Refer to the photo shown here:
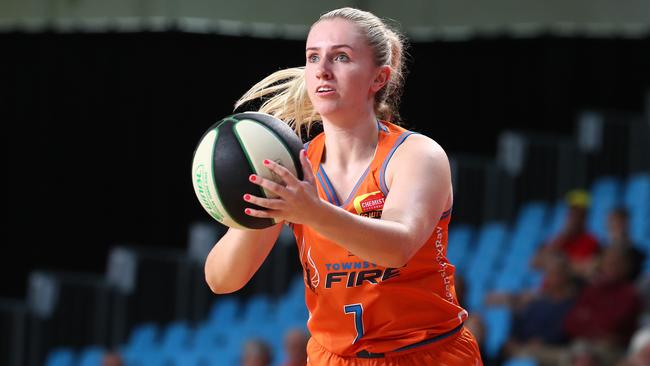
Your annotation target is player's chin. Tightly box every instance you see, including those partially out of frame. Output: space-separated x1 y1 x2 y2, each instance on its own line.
312 102 342 119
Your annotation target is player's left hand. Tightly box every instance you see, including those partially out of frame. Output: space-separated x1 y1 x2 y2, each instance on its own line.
244 149 326 225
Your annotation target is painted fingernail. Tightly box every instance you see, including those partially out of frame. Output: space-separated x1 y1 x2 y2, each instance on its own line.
243 194 251 201
301 149 306 157
263 159 270 165
249 174 256 182
245 208 251 215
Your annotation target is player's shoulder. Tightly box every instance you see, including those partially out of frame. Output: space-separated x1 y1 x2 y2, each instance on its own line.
394 133 448 164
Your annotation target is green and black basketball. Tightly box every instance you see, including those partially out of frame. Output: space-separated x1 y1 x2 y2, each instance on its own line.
191 112 304 230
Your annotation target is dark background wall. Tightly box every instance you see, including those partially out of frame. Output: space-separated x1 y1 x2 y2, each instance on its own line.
1 31 649 299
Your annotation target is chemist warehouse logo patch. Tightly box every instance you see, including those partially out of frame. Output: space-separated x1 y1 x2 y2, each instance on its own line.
353 191 385 219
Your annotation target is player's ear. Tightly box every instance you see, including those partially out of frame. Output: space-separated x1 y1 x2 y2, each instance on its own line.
371 66 391 93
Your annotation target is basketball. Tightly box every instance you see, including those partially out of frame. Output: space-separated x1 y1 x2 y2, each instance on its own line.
191 112 304 230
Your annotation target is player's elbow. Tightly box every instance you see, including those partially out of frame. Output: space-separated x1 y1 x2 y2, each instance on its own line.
205 273 243 294
381 245 417 268
205 267 245 295
382 255 410 269
391 235 426 268
394 249 417 268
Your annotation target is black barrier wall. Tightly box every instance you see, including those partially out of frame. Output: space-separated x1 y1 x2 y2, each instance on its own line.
1 32 649 302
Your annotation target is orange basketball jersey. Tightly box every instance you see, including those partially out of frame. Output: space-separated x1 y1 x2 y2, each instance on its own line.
292 121 469 357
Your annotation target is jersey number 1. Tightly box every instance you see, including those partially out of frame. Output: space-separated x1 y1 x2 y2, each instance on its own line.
344 303 364 344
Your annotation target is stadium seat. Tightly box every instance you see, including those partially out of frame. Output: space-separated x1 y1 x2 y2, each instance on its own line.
208 296 239 327
169 350 203 366
77 346 104 366
160 321 192 352
241 294 273 325
467 223 508 277
122 322 159 353
465 222 508 310
483 306 512 359
625 174 650 248
545 200 567 241
503 356 538 366
44 348 75 366
191 323 230 351
588 176 623 243
169 349 238 366
276 296 309 331
447 224 474 274
494 202 546 292
121 350 168 366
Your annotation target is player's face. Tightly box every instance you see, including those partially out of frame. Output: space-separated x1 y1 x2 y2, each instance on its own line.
305 18 383 120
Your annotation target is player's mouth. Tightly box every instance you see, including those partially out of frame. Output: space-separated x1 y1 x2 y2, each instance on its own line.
316 85 336 96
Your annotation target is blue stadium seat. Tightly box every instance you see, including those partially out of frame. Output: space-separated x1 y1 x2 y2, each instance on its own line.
122 323 159 353
494 203 547 292
465 222 508 310
588 176 623 243
160 321 192 352
169 349 238 366
545 200 567 241
625 174 650 210
168 350 203 366
121 350 168 366
287 275 305 298
44 348 75 366
276 296 309 330
625 174 650 248
503 356 538 366
241 294 274 325
77 346 104 366
447 224 474 274
467 223 508 275
483 306 512 359
191 323 230 351
208 296 239 327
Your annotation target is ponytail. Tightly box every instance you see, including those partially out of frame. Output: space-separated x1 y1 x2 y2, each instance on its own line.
234 67 319 139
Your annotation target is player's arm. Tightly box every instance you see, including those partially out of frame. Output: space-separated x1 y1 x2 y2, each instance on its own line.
309 135 451 267
204 223 283 294
245 135 451 268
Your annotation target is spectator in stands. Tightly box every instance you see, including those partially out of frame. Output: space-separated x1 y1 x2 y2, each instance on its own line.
281 328 309 366
489 255 577 365
242 338 273 366
564 245 642 363
616 326 650 366
606 207 645 282
101 351 124 366
564 340 604 366
532 189 600 281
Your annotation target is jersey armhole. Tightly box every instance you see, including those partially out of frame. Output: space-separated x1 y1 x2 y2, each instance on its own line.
379 131 417 196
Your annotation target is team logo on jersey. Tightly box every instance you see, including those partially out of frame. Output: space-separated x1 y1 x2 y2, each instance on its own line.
353 191 385 218
299 237 320 292
323 261 401 289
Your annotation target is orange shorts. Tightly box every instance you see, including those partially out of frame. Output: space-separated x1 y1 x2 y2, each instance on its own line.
306 327 483 366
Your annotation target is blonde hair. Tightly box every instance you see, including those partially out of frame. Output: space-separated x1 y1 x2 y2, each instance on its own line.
234 7 407 138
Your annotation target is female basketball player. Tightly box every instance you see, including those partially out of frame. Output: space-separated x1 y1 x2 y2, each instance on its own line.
204 7 483 366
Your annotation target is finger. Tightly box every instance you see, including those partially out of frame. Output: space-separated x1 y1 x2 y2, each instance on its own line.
243 194 283 210
263 159 300 186
299 149 316 185
244 207 280 219
249 174 286 197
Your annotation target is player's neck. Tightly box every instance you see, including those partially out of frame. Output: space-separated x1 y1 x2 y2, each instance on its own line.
321 113 379 171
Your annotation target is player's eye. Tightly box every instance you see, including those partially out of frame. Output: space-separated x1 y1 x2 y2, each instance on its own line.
334 54 350 62
307 54 320 63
